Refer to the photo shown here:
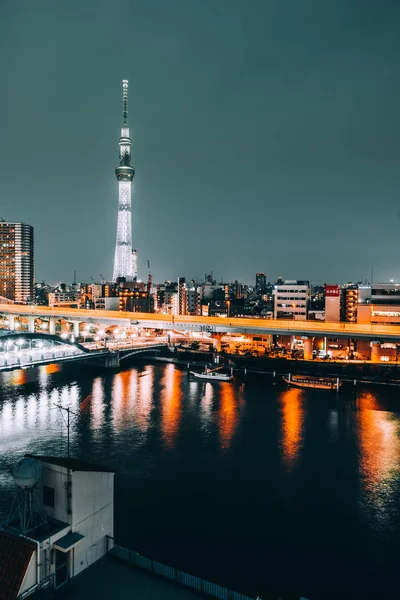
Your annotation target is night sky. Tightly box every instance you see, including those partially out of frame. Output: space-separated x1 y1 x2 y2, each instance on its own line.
1 1 399 285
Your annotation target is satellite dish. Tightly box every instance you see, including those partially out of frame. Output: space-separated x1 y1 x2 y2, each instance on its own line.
13 458 42 489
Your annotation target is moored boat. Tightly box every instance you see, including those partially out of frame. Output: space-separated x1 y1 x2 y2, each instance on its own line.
283 374 341 390
190 369 233 382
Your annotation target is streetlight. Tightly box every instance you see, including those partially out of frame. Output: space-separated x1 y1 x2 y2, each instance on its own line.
227 300 231 318
292 303 296 321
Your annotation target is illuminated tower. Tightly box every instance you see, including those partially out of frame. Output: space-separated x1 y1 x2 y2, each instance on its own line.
112 80 135 281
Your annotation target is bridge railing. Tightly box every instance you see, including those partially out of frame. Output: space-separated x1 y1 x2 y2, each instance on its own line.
107 538 260 600
0 346 83 368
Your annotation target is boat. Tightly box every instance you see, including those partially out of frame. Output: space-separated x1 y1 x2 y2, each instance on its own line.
283 374 341 390
190 368 233 382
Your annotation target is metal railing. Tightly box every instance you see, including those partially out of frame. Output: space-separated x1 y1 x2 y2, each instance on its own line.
106 537 259 600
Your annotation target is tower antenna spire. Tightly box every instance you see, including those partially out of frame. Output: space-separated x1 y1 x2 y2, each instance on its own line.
122 79 129 126
113 79 135 281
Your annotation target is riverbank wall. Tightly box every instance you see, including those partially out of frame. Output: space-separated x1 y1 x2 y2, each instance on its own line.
134 348 400 385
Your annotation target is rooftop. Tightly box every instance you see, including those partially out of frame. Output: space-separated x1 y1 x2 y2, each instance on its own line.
35 556 203 600
0 531 35 600
3 517 69 543
25 455 115 473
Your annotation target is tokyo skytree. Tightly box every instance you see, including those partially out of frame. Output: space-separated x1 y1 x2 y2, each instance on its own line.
112 80 135 281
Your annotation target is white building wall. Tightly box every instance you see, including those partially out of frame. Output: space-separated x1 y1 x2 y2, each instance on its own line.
19 554 37 596
325 296 340 322
71 471 114 576
41 464 70 525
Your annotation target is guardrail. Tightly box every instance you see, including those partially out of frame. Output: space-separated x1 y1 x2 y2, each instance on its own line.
107 538 260 600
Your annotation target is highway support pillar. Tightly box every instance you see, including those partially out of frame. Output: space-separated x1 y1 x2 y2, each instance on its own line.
105 351 120 368
49 318 56 335
303 337 314 361
212 333 223 352
73 321 80 338
28 316 35 333
8 315 15 331
371 341 381 363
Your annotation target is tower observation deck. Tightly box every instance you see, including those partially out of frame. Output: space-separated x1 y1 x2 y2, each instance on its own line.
112 80 135 281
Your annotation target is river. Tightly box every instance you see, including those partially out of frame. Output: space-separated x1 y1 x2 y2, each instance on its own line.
1 361 400 600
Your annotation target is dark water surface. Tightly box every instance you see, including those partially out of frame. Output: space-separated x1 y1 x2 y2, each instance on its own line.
1 361 400 600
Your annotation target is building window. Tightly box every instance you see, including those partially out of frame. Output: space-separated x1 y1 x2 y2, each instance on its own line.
43 485 55 508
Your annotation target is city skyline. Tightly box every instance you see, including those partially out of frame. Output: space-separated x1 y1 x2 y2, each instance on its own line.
0 1 399 284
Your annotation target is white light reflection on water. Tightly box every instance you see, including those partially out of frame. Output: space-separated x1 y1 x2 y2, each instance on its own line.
0 369 80 458
88 377 105 431
200 381 213 426
328 409 339 442
135 367 153 434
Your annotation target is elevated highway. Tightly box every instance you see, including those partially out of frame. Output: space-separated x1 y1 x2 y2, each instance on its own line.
0 304 400 341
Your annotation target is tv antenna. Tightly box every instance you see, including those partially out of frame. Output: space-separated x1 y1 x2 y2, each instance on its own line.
54 404 78 458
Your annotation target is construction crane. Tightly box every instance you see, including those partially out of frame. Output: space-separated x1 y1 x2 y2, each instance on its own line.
100 274 105 284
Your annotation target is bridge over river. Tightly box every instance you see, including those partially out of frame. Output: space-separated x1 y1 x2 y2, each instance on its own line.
0 331 167 372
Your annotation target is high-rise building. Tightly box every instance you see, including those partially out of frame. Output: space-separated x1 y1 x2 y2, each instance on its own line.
0 222 34 303
273 280 309 320
177 277 187 315
325 284 341 322
255 272 267 295
187 287 200 315
341 285 358 322
113 80 135 281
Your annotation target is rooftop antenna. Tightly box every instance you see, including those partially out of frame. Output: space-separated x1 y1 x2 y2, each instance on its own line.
122 79 129 126
54 404 78 459
73 269 76 285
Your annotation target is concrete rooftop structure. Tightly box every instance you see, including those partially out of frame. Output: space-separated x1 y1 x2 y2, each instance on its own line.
35 556 205 600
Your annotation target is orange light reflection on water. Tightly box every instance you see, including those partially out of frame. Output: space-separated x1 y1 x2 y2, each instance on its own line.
281 387 304 468
358 391 400 519
43 363 61 375
161 365 183 448
9 370 28 386
217 383 240 450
